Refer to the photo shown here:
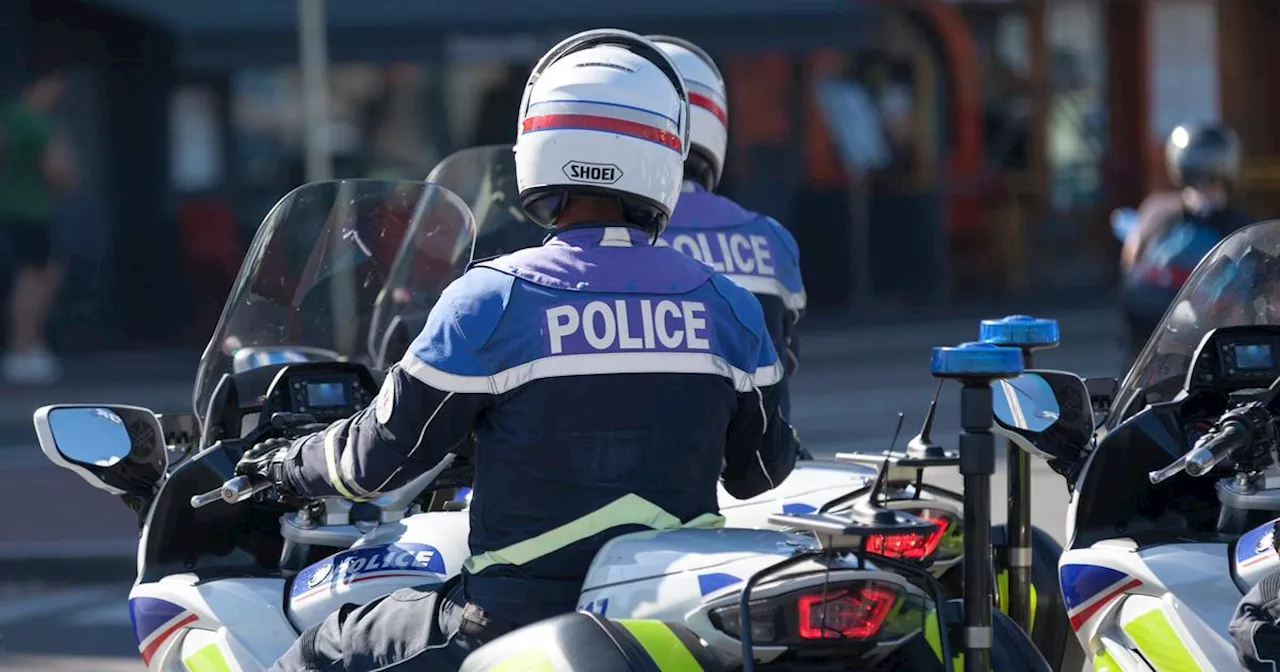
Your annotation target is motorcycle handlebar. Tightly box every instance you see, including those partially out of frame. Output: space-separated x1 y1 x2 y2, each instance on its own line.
190 476 273 509
1148 418 1252 484
1184 420 1250 477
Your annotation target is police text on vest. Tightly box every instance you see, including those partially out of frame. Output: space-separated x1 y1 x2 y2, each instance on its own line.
659 232 775 275
545 299 712 355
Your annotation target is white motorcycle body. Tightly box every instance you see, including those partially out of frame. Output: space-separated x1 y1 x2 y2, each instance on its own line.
126 511 895 671
127 511 473 671
1061 516 1280 670
718 459 963 576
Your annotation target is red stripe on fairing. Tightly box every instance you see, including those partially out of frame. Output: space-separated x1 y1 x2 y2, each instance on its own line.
1068 579 1142 631
139 613 198 665
1242 549 1278 568
689 92 727 126
521 114 682 152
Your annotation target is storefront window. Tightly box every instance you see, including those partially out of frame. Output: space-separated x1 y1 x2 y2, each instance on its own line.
1046 0 1107 216
231 62 440 188
966 5 1032 171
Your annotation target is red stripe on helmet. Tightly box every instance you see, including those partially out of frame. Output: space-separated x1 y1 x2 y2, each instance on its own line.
521 113 682 152
689 92 727 127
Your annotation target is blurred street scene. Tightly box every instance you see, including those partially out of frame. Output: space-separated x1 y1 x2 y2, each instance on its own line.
0 0 1269 667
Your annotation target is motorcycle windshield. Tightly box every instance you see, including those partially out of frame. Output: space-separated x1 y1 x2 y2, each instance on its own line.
425 144 546 259
193 180 476 423
367 145 547 364
1110 220 1280 428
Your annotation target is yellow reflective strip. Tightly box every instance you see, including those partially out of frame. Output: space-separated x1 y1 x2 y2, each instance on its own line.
996 569 1039 632
615 620 703 671
1122 608 1201 672
182 643 231 672
323 424 361 500
464 494 724 574
1094 647 1122 672
488 647 558 672
924 609 963 670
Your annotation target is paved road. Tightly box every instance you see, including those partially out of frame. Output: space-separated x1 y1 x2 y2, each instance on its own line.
0 321 1126 670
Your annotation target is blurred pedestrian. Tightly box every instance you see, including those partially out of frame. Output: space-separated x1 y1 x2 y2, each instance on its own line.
0 68 75 383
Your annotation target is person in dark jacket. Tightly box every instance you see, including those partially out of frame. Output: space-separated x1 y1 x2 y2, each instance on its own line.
1120 122 1252 360
1231 534 1280 671
246 29 799 672
647 35 807 421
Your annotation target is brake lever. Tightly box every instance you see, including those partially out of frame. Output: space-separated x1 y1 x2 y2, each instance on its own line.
1148 453 1190 485
190 475 274 509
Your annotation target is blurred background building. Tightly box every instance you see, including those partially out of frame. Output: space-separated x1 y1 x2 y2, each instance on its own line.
0 0 1264 352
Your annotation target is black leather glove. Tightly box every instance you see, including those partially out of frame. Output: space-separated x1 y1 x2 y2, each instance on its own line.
235 438 293 493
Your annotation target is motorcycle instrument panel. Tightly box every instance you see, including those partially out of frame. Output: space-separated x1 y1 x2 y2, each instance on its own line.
1187 327 1280 391
263 368 375 422
291 375 371 419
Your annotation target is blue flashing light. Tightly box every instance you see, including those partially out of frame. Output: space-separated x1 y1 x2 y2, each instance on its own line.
979 314 1060 349
930 342 1024 379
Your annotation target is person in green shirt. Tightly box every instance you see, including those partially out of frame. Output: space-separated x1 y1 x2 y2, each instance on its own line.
0 69 75 384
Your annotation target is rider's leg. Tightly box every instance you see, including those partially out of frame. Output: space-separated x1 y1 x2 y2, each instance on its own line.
270 578 510 672
1229 571 1280 672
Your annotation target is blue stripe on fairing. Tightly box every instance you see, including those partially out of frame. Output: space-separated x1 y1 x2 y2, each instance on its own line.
782 502 817 514
1059 564 1128 610
698 572 742 596
128 597 185 646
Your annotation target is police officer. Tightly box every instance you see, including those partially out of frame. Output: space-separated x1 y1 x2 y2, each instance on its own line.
246 29 799 671
1232 543 1280 670
1120 122 1252 360
647 35 808 423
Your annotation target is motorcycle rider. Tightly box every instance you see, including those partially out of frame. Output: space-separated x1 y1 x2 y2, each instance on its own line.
646 35 807 421
247 29 800 671
1120 121 1252 360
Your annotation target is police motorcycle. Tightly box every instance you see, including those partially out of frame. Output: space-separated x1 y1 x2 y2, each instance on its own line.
33 175 1042 671
983 219 1280 669
423 144 1075 660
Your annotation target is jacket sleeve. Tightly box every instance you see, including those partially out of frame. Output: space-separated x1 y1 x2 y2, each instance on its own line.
280 364 489 499
1230 570 1280 672
770 217 806 375
281 273 500 499
721 333 799 500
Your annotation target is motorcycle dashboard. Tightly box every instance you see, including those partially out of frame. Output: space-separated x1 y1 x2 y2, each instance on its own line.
260 362 379 425
1185 326 1280 394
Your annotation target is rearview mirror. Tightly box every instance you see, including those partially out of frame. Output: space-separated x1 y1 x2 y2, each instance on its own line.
34 404 168 495
991 370 1093 473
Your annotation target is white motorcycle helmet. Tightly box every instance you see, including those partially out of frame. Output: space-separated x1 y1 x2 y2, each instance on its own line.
515 29 690 236
647 35 728 191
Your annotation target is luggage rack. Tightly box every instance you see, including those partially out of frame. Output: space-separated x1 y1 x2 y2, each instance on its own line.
820 384 965 513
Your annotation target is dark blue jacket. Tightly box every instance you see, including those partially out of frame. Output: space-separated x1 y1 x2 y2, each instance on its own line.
660 183 806 417
282 223 799 626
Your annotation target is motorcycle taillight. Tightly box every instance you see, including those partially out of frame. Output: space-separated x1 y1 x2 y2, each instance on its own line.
707 579 917 647
865 508 961 562
796 583 898 639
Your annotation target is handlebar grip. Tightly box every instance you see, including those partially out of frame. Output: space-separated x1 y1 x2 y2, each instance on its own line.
1185 420 1251 477
219 475 273 504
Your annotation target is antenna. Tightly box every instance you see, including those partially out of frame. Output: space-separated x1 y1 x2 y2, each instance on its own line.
906 380 946 458
883 411 907 455
870 412 906 505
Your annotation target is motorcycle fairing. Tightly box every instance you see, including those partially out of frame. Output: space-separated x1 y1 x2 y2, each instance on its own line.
1061 543 1240 670
129 577 295 671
